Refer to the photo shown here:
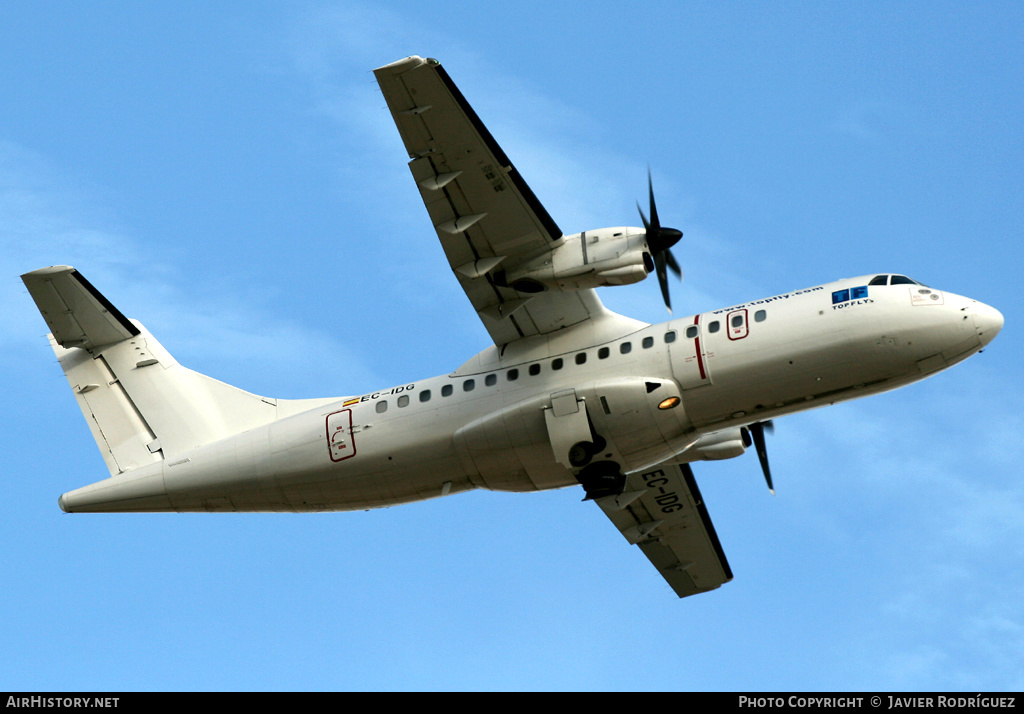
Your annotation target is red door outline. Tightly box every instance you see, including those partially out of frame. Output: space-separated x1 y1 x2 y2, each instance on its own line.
326 408 356 462
727 309 749 340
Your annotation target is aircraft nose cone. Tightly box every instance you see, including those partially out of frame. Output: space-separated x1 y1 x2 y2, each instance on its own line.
973 302 1004 347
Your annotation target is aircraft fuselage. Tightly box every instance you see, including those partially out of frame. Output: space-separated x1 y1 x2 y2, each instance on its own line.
56 273 1002 513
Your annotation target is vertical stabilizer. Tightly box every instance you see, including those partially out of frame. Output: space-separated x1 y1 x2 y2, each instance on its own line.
23 266 335 477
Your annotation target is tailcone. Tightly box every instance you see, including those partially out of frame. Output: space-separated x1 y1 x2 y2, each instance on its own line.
57 463 172 513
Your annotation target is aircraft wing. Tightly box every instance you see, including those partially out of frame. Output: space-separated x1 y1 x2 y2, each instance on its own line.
374 56 607 348
595 461 733 598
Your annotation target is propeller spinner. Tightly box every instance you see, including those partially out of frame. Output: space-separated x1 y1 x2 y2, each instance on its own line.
636 170 684 312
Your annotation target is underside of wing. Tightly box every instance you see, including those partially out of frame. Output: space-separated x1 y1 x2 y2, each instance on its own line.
374 56 609 348
595 461 732 598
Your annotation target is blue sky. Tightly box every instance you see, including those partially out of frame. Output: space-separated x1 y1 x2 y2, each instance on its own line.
2 1 1021 691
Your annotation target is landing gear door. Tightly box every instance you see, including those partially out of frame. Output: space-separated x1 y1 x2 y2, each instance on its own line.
543 389 592 469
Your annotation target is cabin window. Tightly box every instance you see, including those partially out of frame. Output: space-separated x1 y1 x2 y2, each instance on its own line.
620 342 632 354
664 331 676 343
375 401 388 414
642 336 654 349
685 325 698 339
419 390 431 402
507 368 519 381
575 352 587 365
552 358 563 370
397 395 409 408
755 310 766 322
463 379 475 392
708 321 720 333
598 347 610 359
441 384 453 397
529 364 541 376
731 314 745 329
485 374 497 386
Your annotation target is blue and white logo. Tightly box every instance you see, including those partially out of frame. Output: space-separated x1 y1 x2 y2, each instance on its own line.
832 286 868 304
831 285 873 310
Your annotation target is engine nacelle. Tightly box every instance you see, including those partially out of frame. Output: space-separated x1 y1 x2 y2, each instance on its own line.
497 227 652 292
684 428 748 462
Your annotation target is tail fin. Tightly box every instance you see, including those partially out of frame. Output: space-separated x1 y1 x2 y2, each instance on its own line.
23 266 327 476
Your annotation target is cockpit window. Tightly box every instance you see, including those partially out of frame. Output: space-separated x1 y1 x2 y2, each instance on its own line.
869 274 925 286
890 275 919 285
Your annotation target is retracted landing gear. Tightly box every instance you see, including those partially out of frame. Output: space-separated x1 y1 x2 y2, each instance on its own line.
576 460 625 501
567 433 607 468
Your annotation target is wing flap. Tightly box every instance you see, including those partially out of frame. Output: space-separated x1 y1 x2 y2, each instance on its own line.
596 462 732 598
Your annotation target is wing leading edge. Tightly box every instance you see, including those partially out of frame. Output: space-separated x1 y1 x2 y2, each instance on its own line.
595 461 732 598
374 56 621 348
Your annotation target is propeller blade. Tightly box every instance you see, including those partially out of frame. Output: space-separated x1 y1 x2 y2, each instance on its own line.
647 169 660 230
636 170 684 311
655 251 672 313
665 248 682 279
636 201 650 232
748 421 774 495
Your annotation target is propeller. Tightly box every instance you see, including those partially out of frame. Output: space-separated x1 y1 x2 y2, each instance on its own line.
636 170 684 313
742 420 776 494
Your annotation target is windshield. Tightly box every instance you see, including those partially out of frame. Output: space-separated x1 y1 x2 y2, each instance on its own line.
869 274 926 286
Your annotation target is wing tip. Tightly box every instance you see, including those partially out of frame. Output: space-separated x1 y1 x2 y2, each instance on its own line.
21 264 76 280
374 55 430 75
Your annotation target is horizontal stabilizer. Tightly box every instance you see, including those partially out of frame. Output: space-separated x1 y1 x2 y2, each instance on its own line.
22 266 139 351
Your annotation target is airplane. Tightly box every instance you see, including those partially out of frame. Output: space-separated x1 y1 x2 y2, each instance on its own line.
22 55 1003 599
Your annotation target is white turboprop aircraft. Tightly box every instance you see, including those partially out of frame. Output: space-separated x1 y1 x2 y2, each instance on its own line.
24 56 1002 598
